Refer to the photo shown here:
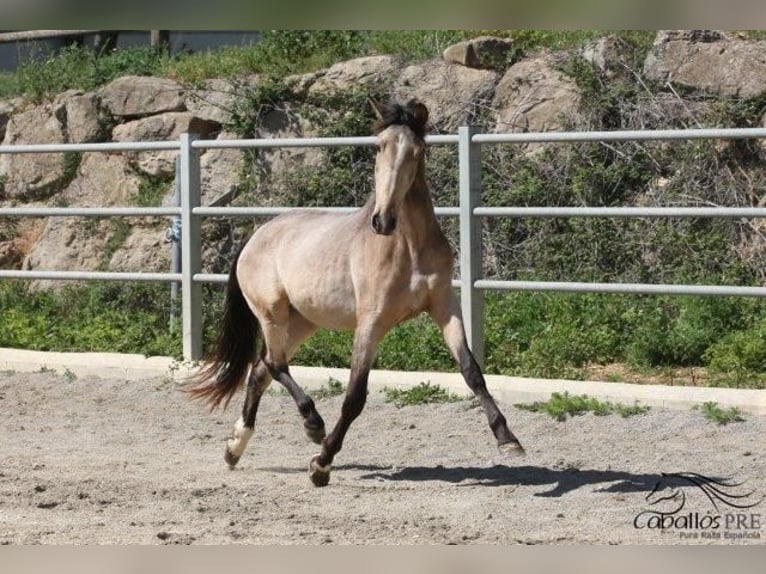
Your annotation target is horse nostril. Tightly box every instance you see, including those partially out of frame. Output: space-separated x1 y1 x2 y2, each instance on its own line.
371 213 381 232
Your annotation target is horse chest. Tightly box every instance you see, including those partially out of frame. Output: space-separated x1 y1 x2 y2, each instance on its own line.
405 268 438 311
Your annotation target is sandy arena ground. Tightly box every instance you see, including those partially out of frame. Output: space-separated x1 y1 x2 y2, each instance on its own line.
1 371 764 544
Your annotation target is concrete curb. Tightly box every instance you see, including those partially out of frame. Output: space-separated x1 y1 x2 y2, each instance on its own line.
2 347 765 415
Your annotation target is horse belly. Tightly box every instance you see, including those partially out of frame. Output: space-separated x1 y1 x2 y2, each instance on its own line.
286 279 357 331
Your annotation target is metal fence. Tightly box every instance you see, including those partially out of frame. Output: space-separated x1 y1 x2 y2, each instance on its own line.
3 127 766 365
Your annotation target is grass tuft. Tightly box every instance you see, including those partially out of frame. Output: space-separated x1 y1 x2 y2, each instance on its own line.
310 377 345 400
515 392 650 422
695 401 746 425
382 382 464 408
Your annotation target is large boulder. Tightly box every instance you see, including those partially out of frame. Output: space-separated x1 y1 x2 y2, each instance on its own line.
491 55 581 134
0 97 23 141
56 90 104 143
112 112 218 177
0 104 68 199
23 216 113 279
199 130 247 206
644 30 766 98
186 77 256 125
442 36 516 70
100 75 186 117
109 224 170 273
581 35 635 79
307 55 400 97
23 153 157 277
56 152 142 206
248 106 325 190
392 60 499 131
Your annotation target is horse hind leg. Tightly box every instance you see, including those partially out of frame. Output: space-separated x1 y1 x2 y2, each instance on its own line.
225 361 270 468
224 309 322 469
260 305 326 444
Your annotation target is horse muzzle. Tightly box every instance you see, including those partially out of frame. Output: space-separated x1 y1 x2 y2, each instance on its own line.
371 212 396 235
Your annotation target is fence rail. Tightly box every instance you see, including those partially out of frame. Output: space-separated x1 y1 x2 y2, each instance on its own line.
2 126 766 364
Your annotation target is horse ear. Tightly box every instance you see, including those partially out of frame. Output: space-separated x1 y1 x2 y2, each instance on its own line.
368 96 385 121
410 101 429 129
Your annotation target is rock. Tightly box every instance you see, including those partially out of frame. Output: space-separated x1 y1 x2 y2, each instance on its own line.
644 30 766 97
248 107 325 187
0 104 68 199
285 71 321 98
100 76 186 117
0 219 44 269
307 55 400 96
0 97 23 141
186 77 257 125
0 240 22 268
57 153 143 207
112 112 218 177
491 55 581 134
581 35 634 78
23 216 112 280
199 130 246 206
442 36 516 70
58 91 105 143
23 153 151 280
109 225 170 273
392 60 499 131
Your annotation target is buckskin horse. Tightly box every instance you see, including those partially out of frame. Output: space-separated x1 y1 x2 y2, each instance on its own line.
190 97 524 486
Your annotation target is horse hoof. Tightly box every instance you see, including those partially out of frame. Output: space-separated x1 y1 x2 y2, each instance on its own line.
224 448 240 469
304 423 326 445
309 455 331 487
498 440 526 458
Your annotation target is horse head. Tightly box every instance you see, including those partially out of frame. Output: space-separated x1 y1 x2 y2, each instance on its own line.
368 97 429 236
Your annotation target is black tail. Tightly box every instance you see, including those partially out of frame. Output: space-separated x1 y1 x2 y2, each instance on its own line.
188 242 261 410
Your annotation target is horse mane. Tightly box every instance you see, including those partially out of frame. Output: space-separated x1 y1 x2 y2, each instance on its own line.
372 99 428 141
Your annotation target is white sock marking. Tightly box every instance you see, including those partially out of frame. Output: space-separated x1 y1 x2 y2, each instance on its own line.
227 417 254 458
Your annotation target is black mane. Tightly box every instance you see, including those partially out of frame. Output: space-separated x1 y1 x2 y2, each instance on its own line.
372 99 428 140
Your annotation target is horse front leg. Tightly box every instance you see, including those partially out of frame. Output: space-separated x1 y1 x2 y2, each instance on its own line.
430 291 525 456
309 321 384 487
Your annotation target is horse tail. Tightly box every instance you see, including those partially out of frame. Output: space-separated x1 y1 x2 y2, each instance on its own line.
188 242 261 411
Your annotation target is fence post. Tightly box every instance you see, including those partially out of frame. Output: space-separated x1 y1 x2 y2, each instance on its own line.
179 133 202 361
458 125 485 368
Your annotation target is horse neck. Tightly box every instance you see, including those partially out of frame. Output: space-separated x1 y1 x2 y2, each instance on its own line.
398 167 441 248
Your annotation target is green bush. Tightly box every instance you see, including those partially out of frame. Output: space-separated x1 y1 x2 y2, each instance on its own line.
0 281 180 357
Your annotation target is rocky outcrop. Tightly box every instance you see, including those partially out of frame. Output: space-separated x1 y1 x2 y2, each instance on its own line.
644 30 766 98
22 153 154 276
392 60 498 130
199 130 247 206
491 55 580 134
8 30 766 280
307 55 399 96
186 77 250 125
100 76 186 117
57 91 104 143
0 105 68 199
0 97 22 140
112 112 218 177
582 35 634 78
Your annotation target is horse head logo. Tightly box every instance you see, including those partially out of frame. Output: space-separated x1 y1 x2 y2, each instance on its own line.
646 472 762 513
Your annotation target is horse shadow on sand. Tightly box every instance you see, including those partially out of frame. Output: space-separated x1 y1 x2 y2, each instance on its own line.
357 464 714 498
262 463 710 498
